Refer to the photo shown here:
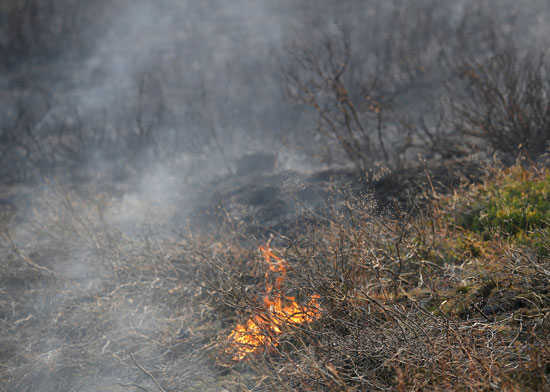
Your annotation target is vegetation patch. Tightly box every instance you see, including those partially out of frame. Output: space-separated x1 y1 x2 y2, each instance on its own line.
199 163 550 390
462 166 550 234
456 165 550 257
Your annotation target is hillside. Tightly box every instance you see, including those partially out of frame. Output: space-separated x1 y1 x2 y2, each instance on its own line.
1 1 549 391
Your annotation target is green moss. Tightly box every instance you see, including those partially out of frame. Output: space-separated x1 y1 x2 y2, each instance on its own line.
460 167 550 241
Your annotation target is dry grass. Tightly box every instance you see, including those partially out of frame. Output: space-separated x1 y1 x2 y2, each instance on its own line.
0 184 231 391
1 161 549 391
202 162 550 391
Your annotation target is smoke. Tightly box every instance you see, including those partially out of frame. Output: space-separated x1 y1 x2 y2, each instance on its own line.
2 0 549 184
1 0 549 390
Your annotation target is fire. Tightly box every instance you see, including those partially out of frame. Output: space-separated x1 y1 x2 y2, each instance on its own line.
226 244 321 360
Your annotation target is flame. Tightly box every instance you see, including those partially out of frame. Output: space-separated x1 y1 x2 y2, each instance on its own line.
226 244 321 360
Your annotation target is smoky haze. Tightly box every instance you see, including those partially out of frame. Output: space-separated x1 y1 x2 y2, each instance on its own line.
0 0 549 390
1 0 548 186
2 1 290 182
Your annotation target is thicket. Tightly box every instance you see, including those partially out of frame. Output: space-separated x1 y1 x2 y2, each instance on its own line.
1 0 548 185
2 159 548 391
284 1 550 169
451 51 550 161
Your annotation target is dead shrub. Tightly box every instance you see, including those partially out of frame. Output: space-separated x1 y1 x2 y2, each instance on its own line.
451 49 550 161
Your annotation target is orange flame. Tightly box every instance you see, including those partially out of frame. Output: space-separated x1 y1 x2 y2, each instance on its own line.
226 244 321 360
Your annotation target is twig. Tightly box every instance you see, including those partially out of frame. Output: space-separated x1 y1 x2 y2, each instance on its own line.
1 230 57 277
118 382 150 392
129 350 166 392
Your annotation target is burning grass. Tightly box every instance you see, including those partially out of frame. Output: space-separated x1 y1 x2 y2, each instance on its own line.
225 244 320 360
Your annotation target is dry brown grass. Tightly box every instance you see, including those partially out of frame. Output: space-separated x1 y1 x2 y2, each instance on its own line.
1 161 549 391
201 163 550 391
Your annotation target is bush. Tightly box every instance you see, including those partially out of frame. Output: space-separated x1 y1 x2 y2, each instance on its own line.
452 50 550 160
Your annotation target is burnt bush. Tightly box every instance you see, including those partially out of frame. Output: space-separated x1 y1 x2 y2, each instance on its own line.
283 0 550 170
451 50 550 161
282 0 507 169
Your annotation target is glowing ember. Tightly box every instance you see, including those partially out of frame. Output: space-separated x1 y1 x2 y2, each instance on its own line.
226 244 321 360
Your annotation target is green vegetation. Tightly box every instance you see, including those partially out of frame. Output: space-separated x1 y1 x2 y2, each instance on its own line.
461 166 550 236
456 165 550 258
